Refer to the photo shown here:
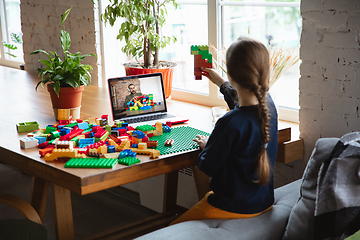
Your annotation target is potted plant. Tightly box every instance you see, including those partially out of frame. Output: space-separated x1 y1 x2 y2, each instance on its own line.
30 6 96 119
2 33 25 70
99 0 178 98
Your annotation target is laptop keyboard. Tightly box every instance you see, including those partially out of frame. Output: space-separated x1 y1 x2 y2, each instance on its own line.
125 113 176 124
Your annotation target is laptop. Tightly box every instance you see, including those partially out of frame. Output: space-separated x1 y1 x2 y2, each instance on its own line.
108 73 188 126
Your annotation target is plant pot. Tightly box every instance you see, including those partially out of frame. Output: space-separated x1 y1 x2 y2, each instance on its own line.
47 85 85 120
123 61 176 99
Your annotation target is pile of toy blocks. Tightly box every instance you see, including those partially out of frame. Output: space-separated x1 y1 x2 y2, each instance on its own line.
190 45 213 80
127 94 157 111
17 111 179 168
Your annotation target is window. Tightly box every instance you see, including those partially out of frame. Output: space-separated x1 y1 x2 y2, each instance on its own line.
0 0 24 68
98 0 301 121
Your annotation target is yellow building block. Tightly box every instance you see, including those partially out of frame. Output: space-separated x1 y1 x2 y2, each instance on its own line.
88 118 97 125
58 109 71 120
117 140 131 151
97 145 108 154
154 121 163 136
107 139 119 148
138 142 147 150
44 148 86 161
131 148 160 159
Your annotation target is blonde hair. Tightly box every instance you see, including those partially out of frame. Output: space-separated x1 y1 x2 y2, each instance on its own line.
226 37 270 186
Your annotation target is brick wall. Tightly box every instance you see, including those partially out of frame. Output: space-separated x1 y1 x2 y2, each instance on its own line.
297 0 360 181
20 0 98 85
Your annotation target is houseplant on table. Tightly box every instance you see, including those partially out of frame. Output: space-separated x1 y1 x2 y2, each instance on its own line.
99 0 178 98
30 6 96 120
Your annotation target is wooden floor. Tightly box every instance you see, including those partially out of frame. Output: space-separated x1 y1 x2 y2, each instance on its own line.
0 163 158 240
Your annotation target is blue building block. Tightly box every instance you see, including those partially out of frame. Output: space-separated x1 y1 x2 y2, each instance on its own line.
34 136 46 144
78 122 90 130
60 128 71 136
132 130 145 139
163 125 171 133
119 149 137 159
107 145 116 153
78 138 95 148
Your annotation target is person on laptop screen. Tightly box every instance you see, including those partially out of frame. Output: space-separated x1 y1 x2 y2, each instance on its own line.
123 83 143 108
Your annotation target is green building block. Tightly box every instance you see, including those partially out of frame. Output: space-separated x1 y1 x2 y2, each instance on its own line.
198 45 209 51
191 45 199 52
118 157 141 166
149 126 210 155
16 121 40 133
136 124 156 132
45 126 57 134
64 158 118 168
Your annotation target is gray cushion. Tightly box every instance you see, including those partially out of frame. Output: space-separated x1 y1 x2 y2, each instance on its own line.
136 180 301 240
282 138 339 240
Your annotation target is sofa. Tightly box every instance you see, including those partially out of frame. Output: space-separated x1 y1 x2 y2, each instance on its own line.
135 137 341 240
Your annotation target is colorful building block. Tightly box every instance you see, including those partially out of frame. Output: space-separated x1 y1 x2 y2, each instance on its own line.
164 139 174 146
78 138 95 148
65 158 118 168
58 109 71 120
190 45 213 80
16 121 40 133
44 148 86 161
20 137 38 149
118 157 140 166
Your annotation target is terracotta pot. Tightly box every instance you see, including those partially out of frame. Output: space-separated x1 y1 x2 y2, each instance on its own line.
47 85 85 119
123 61 176 99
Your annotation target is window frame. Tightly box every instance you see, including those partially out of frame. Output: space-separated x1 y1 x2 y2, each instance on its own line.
0 0 24 69
171 0 300 122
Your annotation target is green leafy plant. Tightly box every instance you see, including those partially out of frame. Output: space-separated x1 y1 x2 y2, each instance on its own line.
3 33 23 58
30 6 96 97
99 0 178 68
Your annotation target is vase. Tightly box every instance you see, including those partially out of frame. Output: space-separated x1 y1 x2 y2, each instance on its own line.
123 61 176 99
47 85 85 120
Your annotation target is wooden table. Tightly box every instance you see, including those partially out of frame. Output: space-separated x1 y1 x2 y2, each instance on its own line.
0 66 303 239
0 66 213 240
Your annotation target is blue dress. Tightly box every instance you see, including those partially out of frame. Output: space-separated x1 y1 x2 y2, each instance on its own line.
197 82 278 214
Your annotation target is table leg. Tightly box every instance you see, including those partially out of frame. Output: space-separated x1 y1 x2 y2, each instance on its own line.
192 166 210 200
52 183 74 240
163 171 179 212
30 177 48 222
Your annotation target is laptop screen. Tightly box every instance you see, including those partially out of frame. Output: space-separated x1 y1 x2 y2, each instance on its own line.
108 73 167 121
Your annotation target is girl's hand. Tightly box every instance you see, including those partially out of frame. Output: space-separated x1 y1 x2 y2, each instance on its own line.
201 67 226 88
193 134 209 151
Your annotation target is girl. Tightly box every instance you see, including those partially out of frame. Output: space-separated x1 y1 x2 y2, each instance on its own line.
171 37 278 224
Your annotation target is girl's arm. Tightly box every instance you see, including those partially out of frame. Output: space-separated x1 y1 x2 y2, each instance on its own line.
197 118 233 177
201 67 238 110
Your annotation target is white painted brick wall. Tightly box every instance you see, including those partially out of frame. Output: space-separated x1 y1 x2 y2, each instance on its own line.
20 0 98 85
297 0 360 182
